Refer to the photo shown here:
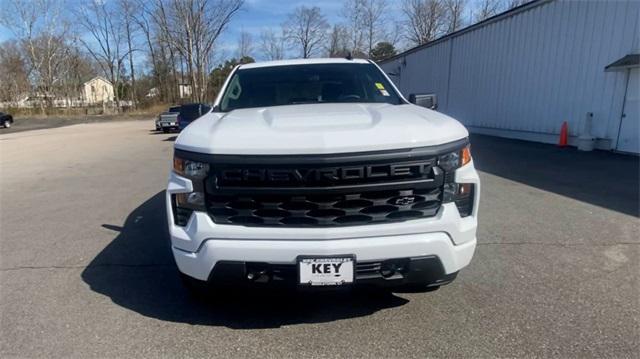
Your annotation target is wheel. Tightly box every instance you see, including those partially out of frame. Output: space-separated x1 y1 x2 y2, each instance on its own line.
3 120 11 128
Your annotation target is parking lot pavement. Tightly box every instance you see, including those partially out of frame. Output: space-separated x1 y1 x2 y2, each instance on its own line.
1 121 638 358
0 114 152 134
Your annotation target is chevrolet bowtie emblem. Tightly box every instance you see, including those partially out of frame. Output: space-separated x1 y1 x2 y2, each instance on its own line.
394 196 416 206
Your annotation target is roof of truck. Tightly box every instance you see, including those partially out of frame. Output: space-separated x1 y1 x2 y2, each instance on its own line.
239 58 371 69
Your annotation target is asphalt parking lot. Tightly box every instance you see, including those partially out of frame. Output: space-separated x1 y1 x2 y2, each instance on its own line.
1 120 638 358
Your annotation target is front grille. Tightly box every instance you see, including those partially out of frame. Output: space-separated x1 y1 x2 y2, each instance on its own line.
178 140 471 228
206 187 442 227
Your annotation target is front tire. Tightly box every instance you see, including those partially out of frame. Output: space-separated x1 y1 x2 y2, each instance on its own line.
3 120 11 128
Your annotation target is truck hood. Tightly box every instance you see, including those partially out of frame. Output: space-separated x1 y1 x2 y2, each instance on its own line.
174 103 468 155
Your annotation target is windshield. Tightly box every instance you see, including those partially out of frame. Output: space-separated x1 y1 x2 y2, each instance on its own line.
218 63 403 112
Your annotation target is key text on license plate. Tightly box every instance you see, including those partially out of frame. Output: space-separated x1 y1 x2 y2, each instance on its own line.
298 256 355 286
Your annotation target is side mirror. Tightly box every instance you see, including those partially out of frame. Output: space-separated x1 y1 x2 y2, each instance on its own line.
409 93 438 111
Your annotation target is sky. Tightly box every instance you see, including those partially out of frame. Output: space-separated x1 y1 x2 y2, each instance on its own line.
0 0 404 58
217 0 404 58
0 1 346 44
0 0 488 64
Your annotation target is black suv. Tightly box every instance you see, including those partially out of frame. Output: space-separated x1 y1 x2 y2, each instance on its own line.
0 112 14 129
177 103 211 131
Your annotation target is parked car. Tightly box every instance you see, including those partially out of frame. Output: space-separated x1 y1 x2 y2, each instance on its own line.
0 112 14 128
155 106 181 132
177 103 211 131
167 58 480 294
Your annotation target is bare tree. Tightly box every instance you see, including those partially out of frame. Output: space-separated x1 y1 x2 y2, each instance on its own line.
152 0 243 102
326 24 350 57
282 6 329 59
1 0 70 113
402 0 446 46
131 0 164 101
139 2 182 102
0 41 30 103
76 0 127 108
120 0 140 108
444 0 466 34
388 21 405 50
56 41 96 106
259 28 285 61
360 0 389 57
237 30 253 59
475 0 502 21
342 0 366 55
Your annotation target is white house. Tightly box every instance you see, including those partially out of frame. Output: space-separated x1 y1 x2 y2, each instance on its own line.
83 76 114 105
178 83 192 99
146 87 160 98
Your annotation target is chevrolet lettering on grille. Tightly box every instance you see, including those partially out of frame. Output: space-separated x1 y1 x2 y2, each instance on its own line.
216 162 436 187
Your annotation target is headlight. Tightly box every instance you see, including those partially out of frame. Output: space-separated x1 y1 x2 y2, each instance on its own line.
442 182 475 218
172 155 210 225
173 156 210 178
438 144 472 171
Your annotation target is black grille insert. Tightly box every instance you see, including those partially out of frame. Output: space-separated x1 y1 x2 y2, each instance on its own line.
207 187 442 227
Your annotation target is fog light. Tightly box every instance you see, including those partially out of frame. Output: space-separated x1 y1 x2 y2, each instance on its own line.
173 191 206 225
458 183 472 196
454 183 474 217
442 183 475 217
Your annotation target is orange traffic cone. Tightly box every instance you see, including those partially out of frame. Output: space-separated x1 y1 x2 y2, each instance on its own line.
558 121 568 147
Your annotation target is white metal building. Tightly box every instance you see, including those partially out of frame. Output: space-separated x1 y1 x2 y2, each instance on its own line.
380 0 640 154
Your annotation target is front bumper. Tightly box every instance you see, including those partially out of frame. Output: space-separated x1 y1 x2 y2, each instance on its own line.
199 256 459 289
167 161 480 286
174 234 474 288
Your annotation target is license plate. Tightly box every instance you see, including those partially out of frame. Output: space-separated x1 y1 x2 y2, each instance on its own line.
298 256 355 286
161 122 174 127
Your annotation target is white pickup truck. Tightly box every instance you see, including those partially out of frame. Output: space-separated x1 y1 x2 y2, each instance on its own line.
167 58 479 293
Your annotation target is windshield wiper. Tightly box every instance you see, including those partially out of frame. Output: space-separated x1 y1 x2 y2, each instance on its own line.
289 99 320 105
